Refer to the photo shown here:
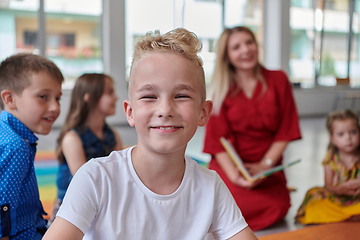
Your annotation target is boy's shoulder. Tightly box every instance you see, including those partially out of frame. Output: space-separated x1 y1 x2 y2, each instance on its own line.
185 156 221 183
82 147 132 171
0 115 17 141
186 156 214 174
0 111 32 149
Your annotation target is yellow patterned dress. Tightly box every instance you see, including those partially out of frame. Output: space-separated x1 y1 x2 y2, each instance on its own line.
295 150 360 224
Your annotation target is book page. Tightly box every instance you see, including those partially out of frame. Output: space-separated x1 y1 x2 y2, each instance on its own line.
220 137 253 181
252 159 301 181
220 137 301 182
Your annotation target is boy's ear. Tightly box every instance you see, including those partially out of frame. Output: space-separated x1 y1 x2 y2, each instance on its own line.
1 90 17 110
198 100 213 127
123 100 135 127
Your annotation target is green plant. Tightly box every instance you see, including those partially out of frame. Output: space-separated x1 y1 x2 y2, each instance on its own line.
320 53 336 77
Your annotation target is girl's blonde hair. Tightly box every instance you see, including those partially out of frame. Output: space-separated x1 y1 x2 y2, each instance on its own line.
129 28 206 102
326 109 360 152
207 26 264 115
56 73 113 162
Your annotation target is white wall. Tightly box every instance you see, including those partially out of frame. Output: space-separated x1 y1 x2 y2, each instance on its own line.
293 86 360 117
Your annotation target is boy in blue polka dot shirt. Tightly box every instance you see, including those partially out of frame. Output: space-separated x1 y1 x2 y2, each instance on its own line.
0 53 63 240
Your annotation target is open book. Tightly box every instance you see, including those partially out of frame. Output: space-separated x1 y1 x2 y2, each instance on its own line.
220 137 301 182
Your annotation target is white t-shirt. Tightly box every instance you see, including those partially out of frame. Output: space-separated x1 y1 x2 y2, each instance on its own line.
57 146 247 240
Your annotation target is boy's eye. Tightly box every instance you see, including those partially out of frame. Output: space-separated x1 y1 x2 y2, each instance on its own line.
39 95 48 100
351 130 358 135
337 132 343 137
175 94 190 99
141 95 156 99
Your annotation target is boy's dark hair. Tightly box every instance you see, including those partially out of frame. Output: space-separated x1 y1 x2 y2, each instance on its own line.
0 53 64 109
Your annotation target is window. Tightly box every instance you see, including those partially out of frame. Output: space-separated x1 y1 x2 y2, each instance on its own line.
0 0 103 89
350 0 360 87
125 0 223 84
45 1 103 88
325 0 335 10
0 0 39 61
24 31 38 46
23 31 75 48
223 0 264 62
125 0 264 84
195 0 222 2
208 39 216 52
289 0 359 87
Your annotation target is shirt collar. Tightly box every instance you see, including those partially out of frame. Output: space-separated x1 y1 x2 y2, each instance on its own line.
0 110 38 144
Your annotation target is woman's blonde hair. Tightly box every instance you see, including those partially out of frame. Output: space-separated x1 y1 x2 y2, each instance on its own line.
129 28 206 102
207 26 264 115
326 109 360 152
56 73 113 162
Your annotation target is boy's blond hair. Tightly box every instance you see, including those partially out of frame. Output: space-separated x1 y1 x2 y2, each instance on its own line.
129 28 206 102
0 53 64 109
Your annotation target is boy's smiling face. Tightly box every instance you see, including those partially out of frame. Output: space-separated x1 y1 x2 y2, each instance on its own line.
124 52 212 155
6 72 62 135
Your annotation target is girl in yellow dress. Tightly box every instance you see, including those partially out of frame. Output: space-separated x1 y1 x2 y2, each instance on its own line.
296 109 360 224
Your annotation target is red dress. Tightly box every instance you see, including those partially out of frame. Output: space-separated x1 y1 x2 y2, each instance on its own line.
203 68 301 231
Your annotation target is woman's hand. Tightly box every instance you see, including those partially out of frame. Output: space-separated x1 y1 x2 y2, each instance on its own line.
243 161 270 176
231 172 264 189
215 152 266 189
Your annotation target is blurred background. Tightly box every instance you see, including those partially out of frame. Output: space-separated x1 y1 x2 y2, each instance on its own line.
1 0 360 127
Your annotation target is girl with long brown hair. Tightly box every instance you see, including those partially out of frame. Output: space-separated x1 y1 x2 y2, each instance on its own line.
50 73 123 223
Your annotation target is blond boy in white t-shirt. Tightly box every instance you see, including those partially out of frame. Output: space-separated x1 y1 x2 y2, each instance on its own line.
43 28 258 240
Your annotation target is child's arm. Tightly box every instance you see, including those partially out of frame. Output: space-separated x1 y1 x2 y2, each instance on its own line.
42 217 83 240
324 165 360 196
112 129 123 150
227 226 258 240
1 236 9 240
61 131 87 175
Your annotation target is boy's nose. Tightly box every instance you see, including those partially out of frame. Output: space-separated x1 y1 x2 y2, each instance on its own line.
49 100 60 114
156 98 174 118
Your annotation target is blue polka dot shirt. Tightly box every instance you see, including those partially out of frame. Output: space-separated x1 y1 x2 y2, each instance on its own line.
0 111 47 239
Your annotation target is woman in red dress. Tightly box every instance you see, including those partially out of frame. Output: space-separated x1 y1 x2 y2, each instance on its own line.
203 26 301 231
